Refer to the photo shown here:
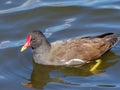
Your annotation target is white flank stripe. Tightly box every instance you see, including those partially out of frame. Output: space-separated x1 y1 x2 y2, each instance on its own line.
65 59 86 65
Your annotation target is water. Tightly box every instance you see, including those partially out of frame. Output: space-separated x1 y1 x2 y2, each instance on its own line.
0 0 120 90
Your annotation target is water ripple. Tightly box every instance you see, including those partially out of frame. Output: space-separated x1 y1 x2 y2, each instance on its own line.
0 75 6 79
45 17 76 37
0 40 24 49
0 0 120 14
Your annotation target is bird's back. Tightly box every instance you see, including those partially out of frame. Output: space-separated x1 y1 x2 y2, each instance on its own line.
50 33 119 65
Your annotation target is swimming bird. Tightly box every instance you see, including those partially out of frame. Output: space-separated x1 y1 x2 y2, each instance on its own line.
21 31 119 66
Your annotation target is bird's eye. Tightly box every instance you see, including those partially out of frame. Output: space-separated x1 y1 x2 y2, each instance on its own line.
31 38 36 41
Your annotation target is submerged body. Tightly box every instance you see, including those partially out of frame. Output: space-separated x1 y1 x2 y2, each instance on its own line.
21 31 119 66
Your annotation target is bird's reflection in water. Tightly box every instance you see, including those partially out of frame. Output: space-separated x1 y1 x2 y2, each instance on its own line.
24 51 119 89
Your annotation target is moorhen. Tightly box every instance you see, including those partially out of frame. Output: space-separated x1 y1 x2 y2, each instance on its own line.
21 31 119 66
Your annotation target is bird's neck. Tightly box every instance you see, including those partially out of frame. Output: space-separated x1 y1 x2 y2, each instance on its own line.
32 40 51 64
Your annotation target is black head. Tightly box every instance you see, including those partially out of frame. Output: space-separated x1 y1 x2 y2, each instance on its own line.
21 30 50 52
30 31 51 49
30 31 44 49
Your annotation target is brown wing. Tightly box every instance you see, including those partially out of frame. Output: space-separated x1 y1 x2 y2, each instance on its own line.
51 33 119 62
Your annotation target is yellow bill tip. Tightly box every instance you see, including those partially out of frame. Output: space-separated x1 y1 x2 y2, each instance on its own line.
21 46 27 52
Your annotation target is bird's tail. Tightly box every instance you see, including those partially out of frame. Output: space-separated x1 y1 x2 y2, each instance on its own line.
95 32 114 38
109 37 120 47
